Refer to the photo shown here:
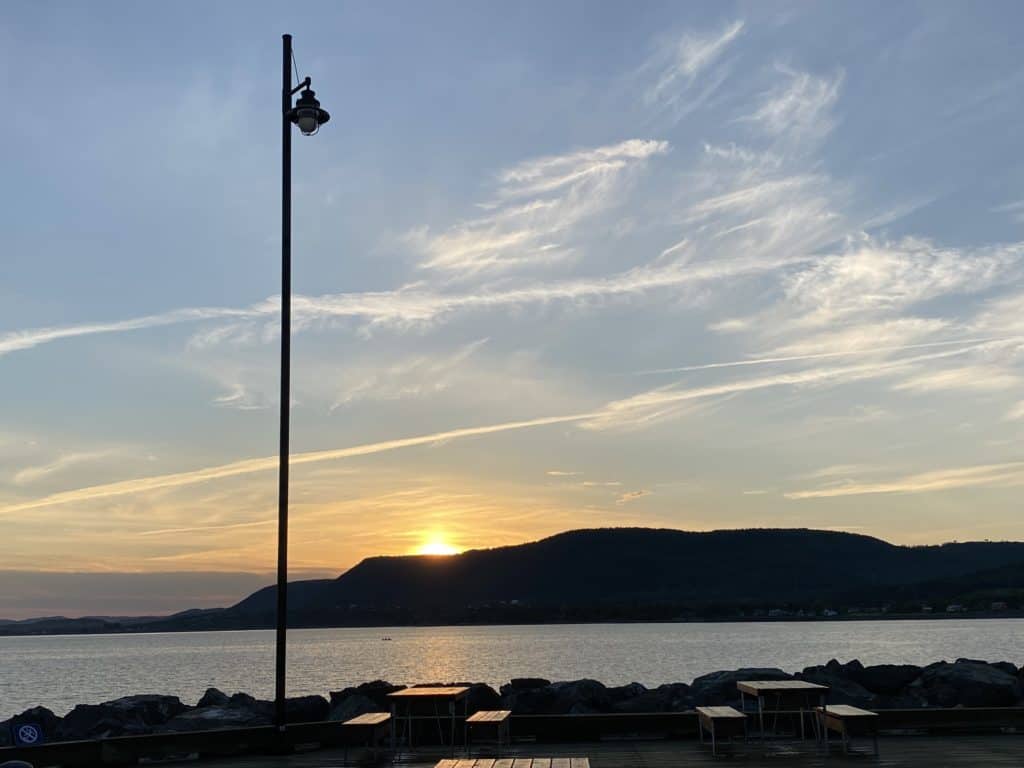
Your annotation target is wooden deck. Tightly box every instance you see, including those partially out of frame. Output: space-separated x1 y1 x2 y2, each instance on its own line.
212 734 1024 767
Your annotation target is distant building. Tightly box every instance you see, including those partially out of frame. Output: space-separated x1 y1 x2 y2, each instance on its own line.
921 605 933 613
946 603 966 613
990 601 1008 611
823 608 838 617
767 608 788 617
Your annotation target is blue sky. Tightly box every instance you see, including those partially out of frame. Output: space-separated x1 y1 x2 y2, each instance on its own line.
2 1 1024 616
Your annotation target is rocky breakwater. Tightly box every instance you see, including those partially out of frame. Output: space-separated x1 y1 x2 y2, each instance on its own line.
2 658 1022 746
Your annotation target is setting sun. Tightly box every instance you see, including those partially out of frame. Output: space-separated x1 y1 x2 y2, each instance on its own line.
414 535 462 556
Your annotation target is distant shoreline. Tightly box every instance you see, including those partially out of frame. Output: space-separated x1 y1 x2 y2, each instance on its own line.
3 610 1023 638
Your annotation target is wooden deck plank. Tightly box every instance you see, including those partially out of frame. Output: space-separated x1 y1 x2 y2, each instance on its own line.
569 758 590 768
475 760 495 768
533 759 551 768
512 758 534 768
158 731 1024 768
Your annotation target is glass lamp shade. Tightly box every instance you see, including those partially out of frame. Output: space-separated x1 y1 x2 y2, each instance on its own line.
291 88 330 135
296 110 318 135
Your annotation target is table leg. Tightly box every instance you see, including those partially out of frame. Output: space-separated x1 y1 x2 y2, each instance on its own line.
759 696 765 740
449 700 456 758
389 702 396 751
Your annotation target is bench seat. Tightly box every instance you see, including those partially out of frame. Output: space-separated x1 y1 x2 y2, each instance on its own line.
696 706 746 755
816 705 879 756
466 710 512 756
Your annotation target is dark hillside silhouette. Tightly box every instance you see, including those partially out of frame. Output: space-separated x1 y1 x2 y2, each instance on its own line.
5 528 1024 634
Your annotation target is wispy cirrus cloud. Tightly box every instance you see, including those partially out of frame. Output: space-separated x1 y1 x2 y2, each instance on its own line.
642 19 744 120
786 461 1024 499
0 412 596 517
891 364 1021 394
993 199 1024 223
616 489 651 504
0 307 252 359
12 450 117 486
744 64 843 141
781 236 1024 328
585 341 1008 431
410 139 669 275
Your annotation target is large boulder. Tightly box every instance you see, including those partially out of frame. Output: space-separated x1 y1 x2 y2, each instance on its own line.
0 706 62 747
910 660 1023 707
499 678 551 695
58 695 188 739
163 693 272 732
797 669 876 708
690 668 791 706
197 688 230 707
329 693 378 722
500 679 611 714
500 684 558 714
329 681 403 710
612 683 692 713
163 704 272 731
549 679 611 714
853 664 922 695
957 658 1018 677
464 683 501 714
285 695 329 723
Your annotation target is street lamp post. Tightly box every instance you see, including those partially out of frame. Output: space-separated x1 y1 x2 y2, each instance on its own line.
276 33 330 732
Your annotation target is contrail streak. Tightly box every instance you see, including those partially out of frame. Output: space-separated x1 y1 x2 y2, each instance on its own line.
633 336 1019 375
0 413 594 516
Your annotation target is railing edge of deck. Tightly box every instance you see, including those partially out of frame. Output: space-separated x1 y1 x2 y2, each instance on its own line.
3 707 1024 766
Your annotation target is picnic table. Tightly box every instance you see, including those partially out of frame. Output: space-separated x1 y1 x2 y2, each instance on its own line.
736 680 829 740
388 686 471 756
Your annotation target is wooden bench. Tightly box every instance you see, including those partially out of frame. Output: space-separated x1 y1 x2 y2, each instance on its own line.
466 710 512 756
696 706 746 755
816 705 879 756
342 712 392 763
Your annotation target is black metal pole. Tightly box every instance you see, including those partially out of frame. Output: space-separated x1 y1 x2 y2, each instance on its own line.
275 32 292 732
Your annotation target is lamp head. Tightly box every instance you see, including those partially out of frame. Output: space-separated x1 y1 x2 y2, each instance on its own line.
291 88 330 135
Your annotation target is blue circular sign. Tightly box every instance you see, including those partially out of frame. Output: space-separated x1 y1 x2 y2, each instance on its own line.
15 722 43 745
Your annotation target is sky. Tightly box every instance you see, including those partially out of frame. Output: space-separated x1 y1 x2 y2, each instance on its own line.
2 1 1024 618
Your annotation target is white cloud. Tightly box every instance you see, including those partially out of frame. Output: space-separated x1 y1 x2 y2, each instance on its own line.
586 343 993 430
12 451 116 486
643 20 744 113
0 412 596 517
412 139 669 275
786 461 1024 499
993 199 1024 223
782 236 1024 328
891 365 1020 394
745 65 843 140
0 307 252 359
616 489 652 504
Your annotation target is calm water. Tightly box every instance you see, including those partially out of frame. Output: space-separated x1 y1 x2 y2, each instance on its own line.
2 620 1022 719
